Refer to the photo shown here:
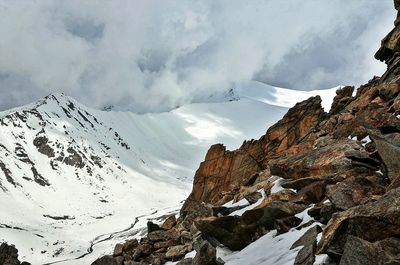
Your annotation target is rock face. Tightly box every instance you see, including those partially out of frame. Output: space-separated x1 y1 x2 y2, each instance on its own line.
375 0 400 82
97 1 400 265
318 187 400 260
181 95 325 211
339 236 400 265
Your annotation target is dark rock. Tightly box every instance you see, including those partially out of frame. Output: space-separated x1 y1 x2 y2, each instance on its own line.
373 133 400 182
192 241 217 265
319 203 338 224
132 244 153 261
216 257 225 265
274 216 302 234
123 239 139 252
294 244 316 265
326 175 386 211
244 191 262 204
344 150 381 170
281 177 323 191
318 188 400 259
291 181 326 204
148 253 166 265
63 147 85 168
114 256 124 265
0 243 21 265
329 86 354 115
113 243 123 256
307 205 322 220
292 226 322 265
192 232 220 255
196 201 306 250
177 258 193 265
124 261 148 265
180 199 213 229
212 205 248 217
296 220 316 231
33 132 55 158
388 174 400 191
339 236 400 265
91 255 117 265
147 221 161 233
291 225 322 250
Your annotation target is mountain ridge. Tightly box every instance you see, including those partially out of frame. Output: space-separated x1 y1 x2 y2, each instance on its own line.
89 1 400 265
0 81 339 264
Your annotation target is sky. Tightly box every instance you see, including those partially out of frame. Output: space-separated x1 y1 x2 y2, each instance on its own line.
0 0 395 112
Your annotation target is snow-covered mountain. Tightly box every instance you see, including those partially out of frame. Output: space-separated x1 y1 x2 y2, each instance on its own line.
0 81 338 264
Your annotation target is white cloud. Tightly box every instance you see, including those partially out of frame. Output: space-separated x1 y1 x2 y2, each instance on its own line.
0 0 395 112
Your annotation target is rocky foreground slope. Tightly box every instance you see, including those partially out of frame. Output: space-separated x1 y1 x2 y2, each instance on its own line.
3 1 400 265
86 2 400 265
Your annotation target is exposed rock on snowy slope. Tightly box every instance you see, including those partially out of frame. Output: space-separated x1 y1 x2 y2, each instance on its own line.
96 1 400 264
0 78 338 264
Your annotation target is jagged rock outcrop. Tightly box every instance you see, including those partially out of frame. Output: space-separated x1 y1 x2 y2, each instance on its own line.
181 95 325 213
318 187 400 261
376 0 400 82
97 1 400 265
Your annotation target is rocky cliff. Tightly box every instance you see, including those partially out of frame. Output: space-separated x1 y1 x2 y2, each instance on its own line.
93 1 400 264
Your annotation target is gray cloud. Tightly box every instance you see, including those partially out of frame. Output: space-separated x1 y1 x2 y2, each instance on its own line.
0 0 395 112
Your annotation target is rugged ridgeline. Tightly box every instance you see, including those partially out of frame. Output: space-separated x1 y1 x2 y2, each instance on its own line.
90 2 400 265
4 1 400 265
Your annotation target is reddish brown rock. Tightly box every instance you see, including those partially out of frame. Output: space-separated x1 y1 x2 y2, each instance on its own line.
161 215 177 230
113 243 124 256
154 240 174 249
123 239 139 252
165 244 192 261
181 96 325 216
291 181 326 204
269 139 358 180
148 228 180 242
256 189 297 209
132 243 153 261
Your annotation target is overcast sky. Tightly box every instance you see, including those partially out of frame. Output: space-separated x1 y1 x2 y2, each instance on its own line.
0 0 395 112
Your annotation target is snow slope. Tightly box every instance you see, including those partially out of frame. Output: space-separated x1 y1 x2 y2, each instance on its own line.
0 81 338 264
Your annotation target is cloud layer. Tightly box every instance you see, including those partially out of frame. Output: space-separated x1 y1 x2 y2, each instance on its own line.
0 0 395 112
